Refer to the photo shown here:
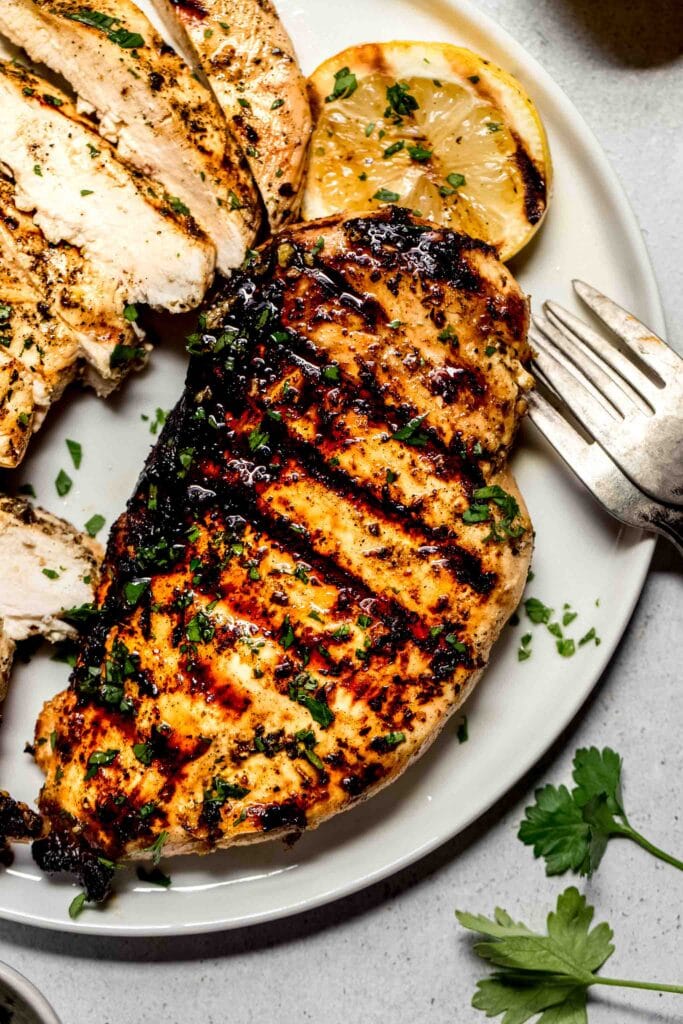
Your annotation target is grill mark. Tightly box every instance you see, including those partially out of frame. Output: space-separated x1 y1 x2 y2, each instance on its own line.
225 415 494 595
511 132 547 226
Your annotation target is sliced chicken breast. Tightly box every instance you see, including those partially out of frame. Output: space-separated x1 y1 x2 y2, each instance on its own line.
0 0 260 273
0 62 215 312
154 0 312 227
0 179 150 467
0 496 101 644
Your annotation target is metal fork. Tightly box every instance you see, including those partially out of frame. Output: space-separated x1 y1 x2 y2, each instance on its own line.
527 388 683 555
530 281 683 506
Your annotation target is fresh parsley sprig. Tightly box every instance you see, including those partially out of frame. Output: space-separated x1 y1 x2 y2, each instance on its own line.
457 886 683 1023
519 747 683 877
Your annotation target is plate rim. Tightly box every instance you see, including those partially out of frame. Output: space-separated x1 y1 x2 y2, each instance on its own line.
0 0 663 936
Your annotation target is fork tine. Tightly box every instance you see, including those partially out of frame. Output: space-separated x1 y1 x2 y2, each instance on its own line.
530 328 624 439
526 390 640 530
533 313 642 418
573 280 682 379
544 302 658 411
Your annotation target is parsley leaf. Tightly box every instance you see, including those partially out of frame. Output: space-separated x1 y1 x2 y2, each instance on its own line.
373 188 401 203
464 485 526 541
385 81 419 117
458 888 626 1023
55 469 72 497
392 414 428 446
326 66 358 102
519 747 683 877
84 513 105 537
66 439 82 469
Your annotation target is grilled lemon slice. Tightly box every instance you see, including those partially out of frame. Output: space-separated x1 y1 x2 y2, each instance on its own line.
302 41 552 260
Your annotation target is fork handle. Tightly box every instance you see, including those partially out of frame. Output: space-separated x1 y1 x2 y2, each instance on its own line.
647 503 683 557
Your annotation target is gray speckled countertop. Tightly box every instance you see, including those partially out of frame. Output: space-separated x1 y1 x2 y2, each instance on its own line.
1 2 681 1021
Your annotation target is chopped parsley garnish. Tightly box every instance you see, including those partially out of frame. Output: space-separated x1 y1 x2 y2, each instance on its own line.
55 469 72 497
66 439 82 469
385 469 399 484
437 324 458 343
279 616 295 649
143 407 168 436
486 121 503 132
271 98 285 110
517 633 532 661
322 364 340 383
385 81 419 117
447 172 466 189
579 627 601 647
33 164 43 176
357 614 372 628
524 597 553 624
62 9 145 49
123 580 148 606
42 568 59 580
80 189 94 197
392 413 428 446
365 122 376 137
177 447 195 477
288 673 334 728
110 343 144 368
247 427 269 453
325 66 358 102
383 731 405 748
186 612 215 644
84 514 105 537
133 741 154 766
123 303 138 322
331 624 351 640
462 485 525 542
383 140 405 158
373 188 401 203
387 319 402 329
166 194 190 216
85 748 119 780
457 717 468 743
204 776 249 806
68 892 88 919
407 142 432 162
556 638 576 658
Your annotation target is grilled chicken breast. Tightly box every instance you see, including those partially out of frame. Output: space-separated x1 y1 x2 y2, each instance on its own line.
34 209 532 873
0 62 214 312
154 0 312 227
0 178 149 466
0 0 260 272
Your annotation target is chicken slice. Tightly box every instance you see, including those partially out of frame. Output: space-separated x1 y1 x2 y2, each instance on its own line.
0 177 144 392
0 620 15 705
0 62 215 312
0 179 151 467
0 496 101 644
153 0 312 227
0 0 260 273
0 350 37 468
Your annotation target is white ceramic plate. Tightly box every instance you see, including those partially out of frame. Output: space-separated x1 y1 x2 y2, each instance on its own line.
0 0 660 935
